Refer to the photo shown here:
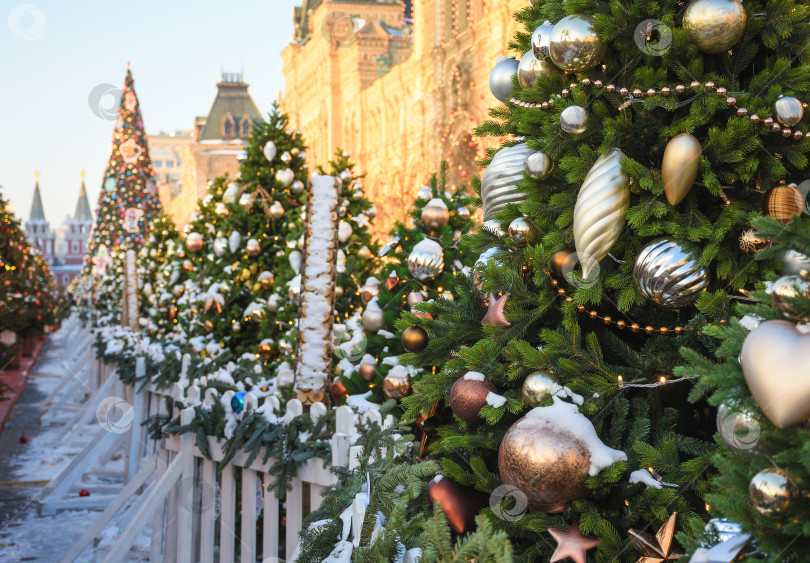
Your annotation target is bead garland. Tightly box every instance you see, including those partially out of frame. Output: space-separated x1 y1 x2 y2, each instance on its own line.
511 77 809 139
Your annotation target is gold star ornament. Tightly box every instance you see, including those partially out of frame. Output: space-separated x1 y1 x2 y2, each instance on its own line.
628 512 683 563
482 292 511 326
548 523 599 563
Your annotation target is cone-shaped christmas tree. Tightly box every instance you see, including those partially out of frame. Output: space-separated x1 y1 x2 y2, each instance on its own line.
84 66 161 275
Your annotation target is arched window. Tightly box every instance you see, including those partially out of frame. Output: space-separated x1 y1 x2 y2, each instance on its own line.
240 115 252 138
222 113 236 139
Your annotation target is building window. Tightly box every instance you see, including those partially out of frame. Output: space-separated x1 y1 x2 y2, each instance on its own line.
166 161 174 168
155 161 163 168
222 113 236 139
71 241 78 253
241 115 252 138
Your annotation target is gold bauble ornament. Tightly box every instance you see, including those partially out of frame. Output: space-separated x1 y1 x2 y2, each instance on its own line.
550 249 574 278
774 96 804 127
573 149 630 279
186 232 204 252
522 371 557 406
741 320 810 428
401 326 428 352
662 133 702 206
357 245 372 261
507 217 535 245
763 183 803 224
517 50 558 89
172 286 184 299
421 198 450 234
246 238 261 257
683 0 746 54
269 201 285 220
449 373 497 422
182 260 194 272
498 416 589 512
770 275 810 320
525 151 553 179
203 321 214 333
335 285 344 297
548 15 605 72
382 370 411 399
749 468 792 516
258 342 276 360
258 271 275 290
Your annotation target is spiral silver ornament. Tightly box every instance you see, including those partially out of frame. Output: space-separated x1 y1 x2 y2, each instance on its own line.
633 238 709 307
572 149 630 279
481 143 535 221
407 239 444 280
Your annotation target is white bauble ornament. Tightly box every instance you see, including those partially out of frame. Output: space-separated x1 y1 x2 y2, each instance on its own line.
336 249 346 273
275 168 294 187
228 231 242 253
573 149 630 279
263 141 277 162
289 250 302 274
223 183 239 204
338 221 353 243
239 192 254 209
213 238 227 257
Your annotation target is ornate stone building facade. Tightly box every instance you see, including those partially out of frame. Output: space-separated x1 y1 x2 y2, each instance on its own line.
281 0 526 234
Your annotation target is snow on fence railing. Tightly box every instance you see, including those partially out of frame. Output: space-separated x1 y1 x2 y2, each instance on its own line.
57 348 393 563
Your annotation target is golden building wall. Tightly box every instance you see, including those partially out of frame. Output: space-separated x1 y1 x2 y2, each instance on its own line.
281 0 528 235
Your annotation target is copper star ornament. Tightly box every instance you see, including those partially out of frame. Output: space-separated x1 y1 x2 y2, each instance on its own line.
482 292 511 326
548 523 599 563
628 512 683 563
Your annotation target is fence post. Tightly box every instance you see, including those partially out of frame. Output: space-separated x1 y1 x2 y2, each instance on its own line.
126 357 146 483
176 407 194 563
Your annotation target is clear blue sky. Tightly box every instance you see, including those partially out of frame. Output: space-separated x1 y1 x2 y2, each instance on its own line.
0 0 300 224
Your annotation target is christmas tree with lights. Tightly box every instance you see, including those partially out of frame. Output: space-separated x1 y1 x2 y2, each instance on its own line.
83 66 161 276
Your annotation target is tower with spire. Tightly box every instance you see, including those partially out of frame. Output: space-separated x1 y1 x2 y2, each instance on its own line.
51 171 94 287
25 170 55 265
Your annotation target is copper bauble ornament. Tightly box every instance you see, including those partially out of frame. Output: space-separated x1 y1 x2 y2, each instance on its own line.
186 232 204 252
741 320 810 428
517 50 557 89
560 106 588 134
489 57 519 103
172 286 184 299
683 0 746 54
550 249 574 278
634 238 709 307
182 260 194 272
549 15 605 72
771 275 810 320
246 238 261 257
407 290 426 306
331 377 348 401
749 468 792 516
662 133 702 206
258 271 274 290
269 201 285 220
573 149 630 279
775 96 804 127
421 198 450 234
763 183 803 224
407 239 444 280
358 362 377 382
426 476 487 534
531 20 554 60
507 217 535 245
382 368 411 399
449 373 496 422
522 371 558 406
258 342 276 361
401 326 428 353
525 151 553 179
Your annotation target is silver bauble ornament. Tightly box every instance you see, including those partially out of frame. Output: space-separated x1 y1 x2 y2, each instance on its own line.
473 247 503 291
560 106 588 134
236 150 247 162
269 201 285 220
481 143 535 221
774 96 804 127
749 468 792 516
781 249 810 276
489 57 519 103
549 15 606 72
268 294 280 312
634 238 709 307
339 170 352 183
525 151 553 179
281 151 292 164
517 50 557 89
421 198 450 233
508 217 535 245
482 219 505 238
361 299 385 332
407 290 427 306
771 275 810 320
215 202 228 216
416 186 433 200
531 20 554 60
291 180 305 195
573 149 630 279
522 371 557 406
232 321 241 333
704 518 746 544
263 141 277 162
683 0 746 54
716 402 764 454
407 239 444 280
457 206 471 220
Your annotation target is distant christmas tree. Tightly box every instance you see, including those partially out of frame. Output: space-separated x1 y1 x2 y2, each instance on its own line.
84 66 161 275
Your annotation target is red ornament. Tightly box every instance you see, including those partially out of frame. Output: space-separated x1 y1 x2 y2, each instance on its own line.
427 476 487 534
19 434 28 444
79 489 90 497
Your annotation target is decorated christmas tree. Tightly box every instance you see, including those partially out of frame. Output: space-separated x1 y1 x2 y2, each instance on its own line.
298 0 810 560
333 163 476 409
83 66 161 275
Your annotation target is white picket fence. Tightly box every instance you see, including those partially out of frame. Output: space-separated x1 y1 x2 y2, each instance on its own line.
40 316 390 563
